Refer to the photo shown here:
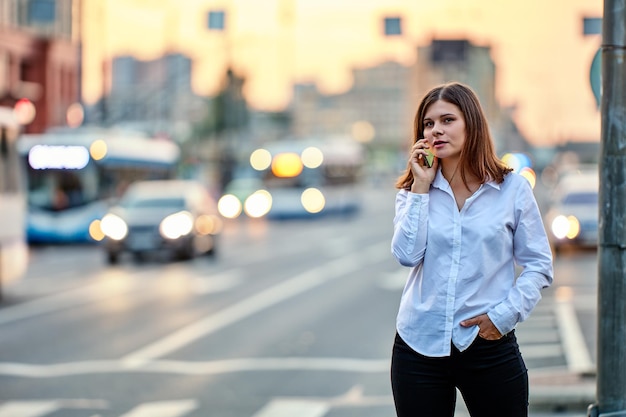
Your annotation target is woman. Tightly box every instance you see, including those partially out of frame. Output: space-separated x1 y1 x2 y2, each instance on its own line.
390 82 553 417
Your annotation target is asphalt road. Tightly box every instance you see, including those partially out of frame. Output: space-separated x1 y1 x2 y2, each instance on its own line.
0 183 598 417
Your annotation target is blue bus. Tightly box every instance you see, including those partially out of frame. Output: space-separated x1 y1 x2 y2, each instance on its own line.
17 128 180 243
219 136 366 219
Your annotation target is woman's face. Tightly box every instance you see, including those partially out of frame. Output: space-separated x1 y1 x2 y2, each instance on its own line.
422 100 466 162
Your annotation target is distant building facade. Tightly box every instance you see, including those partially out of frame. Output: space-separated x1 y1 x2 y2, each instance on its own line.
0 0 79 133
415 40 497 122
415 39 528 154
289 38 530 157
292 61 413 147
96 53 206 139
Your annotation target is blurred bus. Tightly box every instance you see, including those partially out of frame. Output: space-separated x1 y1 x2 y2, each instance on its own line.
0 107 28 291
218 137 366 219
17 128 180 243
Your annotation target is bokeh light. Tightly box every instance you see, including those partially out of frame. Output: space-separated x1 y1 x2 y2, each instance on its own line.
502 153 533 171
100 213 128 240
519 167 536 189
66 102 85 127
13 98 36 125
89 220 105 241
301 146 324 169
159 211 194 239
90 139 108 160
250 148 272 171
244 190 272 218
271 152 303 178
551 215 581 240
301 188 325 213
351 120 375 143
218 194 243 219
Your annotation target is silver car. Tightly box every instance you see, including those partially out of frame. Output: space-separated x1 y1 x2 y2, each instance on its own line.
100 180 222 263
544 171 598 253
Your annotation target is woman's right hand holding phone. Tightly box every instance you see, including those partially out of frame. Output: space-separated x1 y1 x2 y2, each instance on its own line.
409 139 437 193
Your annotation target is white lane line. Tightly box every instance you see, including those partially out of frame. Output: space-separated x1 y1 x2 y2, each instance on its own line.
251 385 396 417
251 399 329 417
119 400 197 417
121 241 389 365
0 357 390 378
555 299 595 374
0 401 58 417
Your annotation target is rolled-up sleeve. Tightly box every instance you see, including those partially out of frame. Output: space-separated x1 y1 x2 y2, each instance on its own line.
391 190 430 267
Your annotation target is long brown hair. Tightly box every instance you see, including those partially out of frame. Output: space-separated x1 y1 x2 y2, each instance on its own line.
395 82 512 190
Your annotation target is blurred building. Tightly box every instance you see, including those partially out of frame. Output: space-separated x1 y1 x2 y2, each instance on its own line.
292 61 413 148
415 39 528 154
0 0 80 133
289 61 415 178
92 53 206 140
415 40 497 121
289 38 531 162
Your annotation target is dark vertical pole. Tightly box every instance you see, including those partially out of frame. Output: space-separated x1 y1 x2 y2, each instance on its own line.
589 1 626 416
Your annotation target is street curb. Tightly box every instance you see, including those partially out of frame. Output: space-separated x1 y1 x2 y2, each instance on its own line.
529 370 596 412
530 384 595 411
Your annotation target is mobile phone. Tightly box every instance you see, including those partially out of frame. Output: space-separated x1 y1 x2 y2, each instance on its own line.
424 149 435 168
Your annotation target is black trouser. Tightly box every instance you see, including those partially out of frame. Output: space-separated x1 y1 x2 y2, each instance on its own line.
391 331 528 417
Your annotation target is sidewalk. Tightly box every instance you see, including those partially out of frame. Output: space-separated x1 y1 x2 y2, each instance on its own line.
529 369 596 413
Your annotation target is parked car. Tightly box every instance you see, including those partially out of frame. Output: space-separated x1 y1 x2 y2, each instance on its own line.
544 171 598 253
99 180 222 264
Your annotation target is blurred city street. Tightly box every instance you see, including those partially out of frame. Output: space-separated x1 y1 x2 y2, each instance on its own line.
0 180 598 417
0 1 612 415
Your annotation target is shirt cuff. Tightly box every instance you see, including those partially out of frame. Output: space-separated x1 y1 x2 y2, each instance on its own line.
487 304 517 336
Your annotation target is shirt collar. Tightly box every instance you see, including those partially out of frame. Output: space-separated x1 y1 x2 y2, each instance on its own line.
432 167 501 191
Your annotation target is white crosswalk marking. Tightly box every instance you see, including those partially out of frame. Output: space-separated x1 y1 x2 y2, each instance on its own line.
0 401 58 417
516 300 564 362
555 298 595 374
0 400 198 417
520 343 563 359
251 399 330 417
118 400 198 417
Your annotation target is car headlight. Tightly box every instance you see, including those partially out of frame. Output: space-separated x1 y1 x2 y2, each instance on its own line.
160 211 194 239
100 213 128 240
301 187 325 213
551 215 581 240
218 194 242 219
244 190 272 218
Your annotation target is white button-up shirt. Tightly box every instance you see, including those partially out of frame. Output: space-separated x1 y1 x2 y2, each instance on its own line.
391 169 553 357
